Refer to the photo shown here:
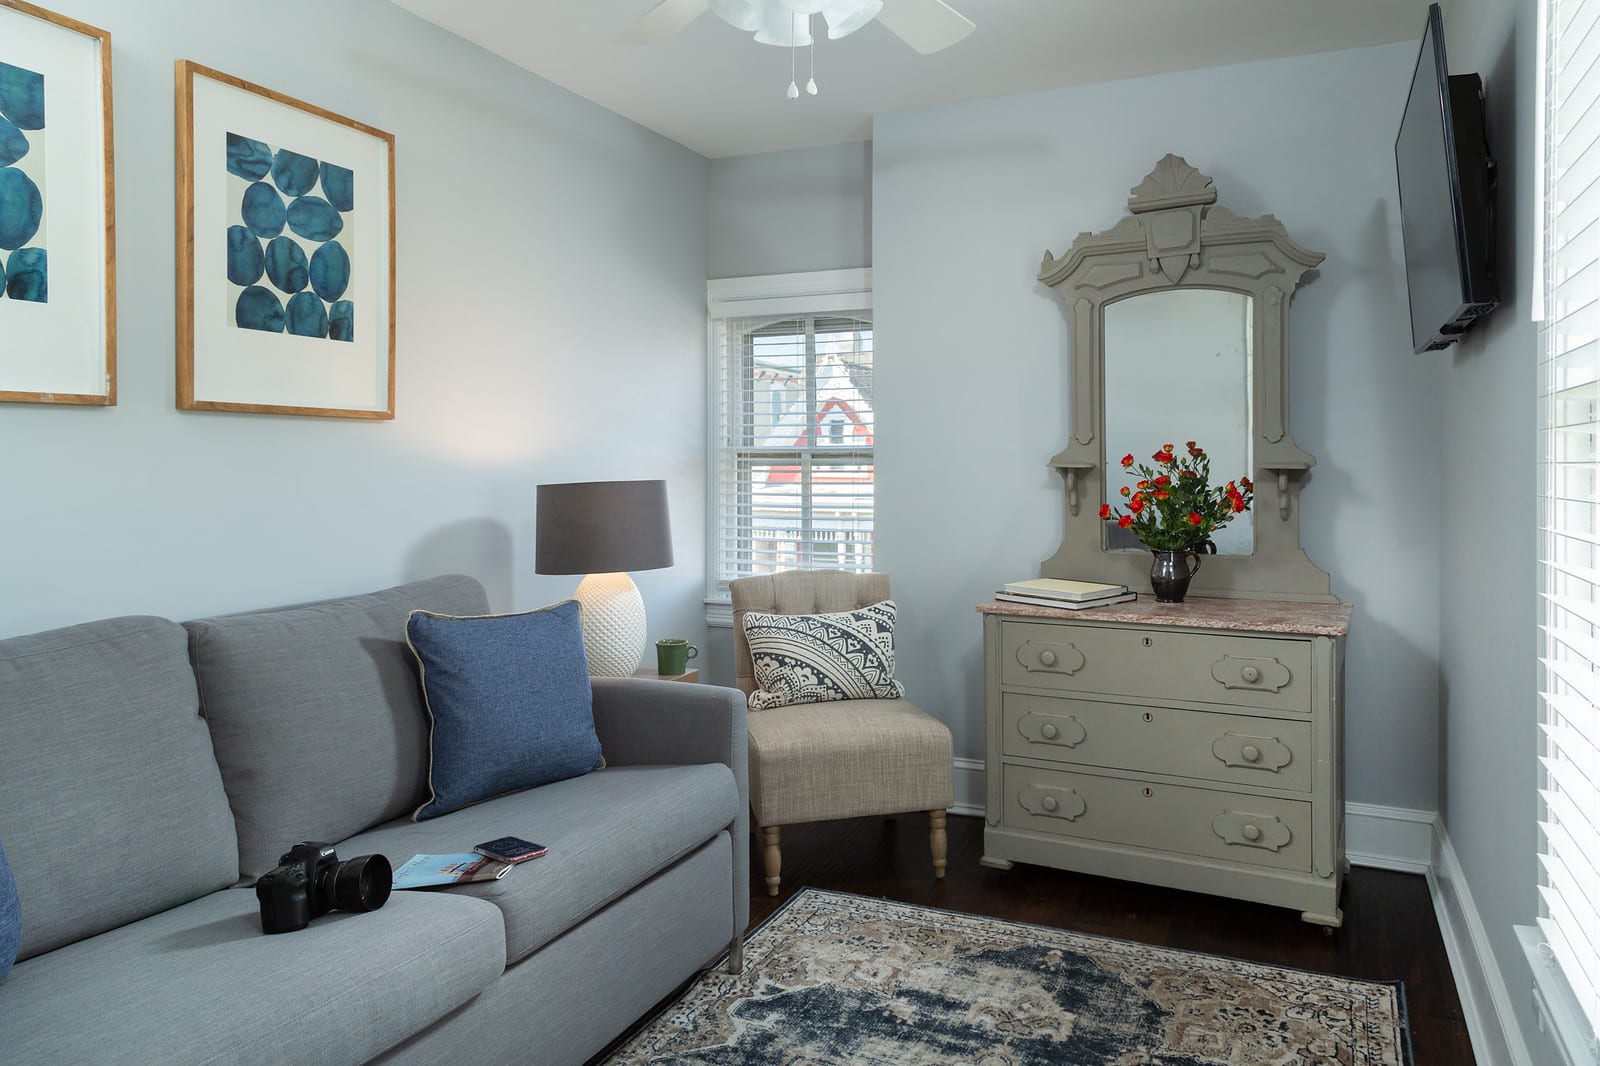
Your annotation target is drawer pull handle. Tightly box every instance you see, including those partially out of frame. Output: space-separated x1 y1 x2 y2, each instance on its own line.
1016 641 1085 675
1018 712 1086 748
1212 811 1292 851
1211 655 1292 693
1211 733 1292 773
1018 784 1086 820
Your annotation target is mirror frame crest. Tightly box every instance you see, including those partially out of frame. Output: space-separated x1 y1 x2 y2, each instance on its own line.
1037 154 1335 602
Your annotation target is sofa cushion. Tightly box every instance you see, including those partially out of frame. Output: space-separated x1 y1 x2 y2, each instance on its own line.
0 886 504 1066
0 838 17 982
743 599 907 710
338 763 737 964
406 601 601 821
185 575 490 879
0 616 239 960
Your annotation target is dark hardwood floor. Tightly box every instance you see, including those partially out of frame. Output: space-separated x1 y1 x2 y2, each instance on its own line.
745 812 1474 1065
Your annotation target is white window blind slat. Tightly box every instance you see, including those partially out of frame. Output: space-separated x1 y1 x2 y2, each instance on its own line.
1542 0 1600 1048
706 296 875 605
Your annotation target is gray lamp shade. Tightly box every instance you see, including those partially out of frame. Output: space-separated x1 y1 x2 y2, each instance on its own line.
535 480 674 575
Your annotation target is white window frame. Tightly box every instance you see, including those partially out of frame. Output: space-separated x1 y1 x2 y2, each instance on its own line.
1526 0 1600 1061
705 268 873 626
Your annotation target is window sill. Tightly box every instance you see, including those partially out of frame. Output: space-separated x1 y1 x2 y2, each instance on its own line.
1516 924 1598 1066
705 601 733 628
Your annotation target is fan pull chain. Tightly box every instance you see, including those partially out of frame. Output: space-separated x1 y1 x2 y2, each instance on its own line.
787 13 800 99
807 23 818 96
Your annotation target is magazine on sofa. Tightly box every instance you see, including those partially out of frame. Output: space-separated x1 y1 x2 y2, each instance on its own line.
392 853 513 889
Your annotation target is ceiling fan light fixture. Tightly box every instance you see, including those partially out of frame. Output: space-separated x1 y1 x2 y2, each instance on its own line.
822 0 882 39
708 0 764 32
777 0 829 14
753 7 813 46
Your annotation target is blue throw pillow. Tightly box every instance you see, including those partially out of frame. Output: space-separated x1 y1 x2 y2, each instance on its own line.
407 601 602 821
0 837 20 982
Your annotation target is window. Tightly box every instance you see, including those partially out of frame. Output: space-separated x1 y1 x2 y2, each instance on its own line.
707 271 874 619
1537 0 1600 1057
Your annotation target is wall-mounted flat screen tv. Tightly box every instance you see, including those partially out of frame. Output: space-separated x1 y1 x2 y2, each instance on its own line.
1395 3 1499 353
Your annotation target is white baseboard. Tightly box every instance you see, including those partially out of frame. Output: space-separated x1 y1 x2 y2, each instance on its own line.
951 757 985 817
1427 821 1535 1066
1344 801 1436 872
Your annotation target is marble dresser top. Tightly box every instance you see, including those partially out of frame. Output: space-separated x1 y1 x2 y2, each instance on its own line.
977 596 1352 637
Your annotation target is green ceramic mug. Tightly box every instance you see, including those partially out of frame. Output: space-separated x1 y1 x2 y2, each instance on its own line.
655 638 699 676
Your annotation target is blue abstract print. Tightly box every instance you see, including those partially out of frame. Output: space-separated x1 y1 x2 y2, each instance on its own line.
0 60 46 304
225 132 352 341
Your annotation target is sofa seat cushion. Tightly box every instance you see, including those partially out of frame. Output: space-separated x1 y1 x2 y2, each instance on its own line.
0 887 504 1066
0 616 239 960
338 764 737 965
184 575 491 880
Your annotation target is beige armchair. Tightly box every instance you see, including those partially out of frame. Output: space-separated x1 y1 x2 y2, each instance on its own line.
731 570 954 896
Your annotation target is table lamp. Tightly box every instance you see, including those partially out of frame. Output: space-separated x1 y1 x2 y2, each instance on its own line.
535 479 674 677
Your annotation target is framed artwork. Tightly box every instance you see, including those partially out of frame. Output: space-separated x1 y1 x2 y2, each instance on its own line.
176 61 395 420
0 0 115 406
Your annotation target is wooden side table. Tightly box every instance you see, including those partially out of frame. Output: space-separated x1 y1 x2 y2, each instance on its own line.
632 666 699 683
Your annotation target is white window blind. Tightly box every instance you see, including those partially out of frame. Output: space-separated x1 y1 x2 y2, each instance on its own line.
1540 0 1600 1053
707 305 875 608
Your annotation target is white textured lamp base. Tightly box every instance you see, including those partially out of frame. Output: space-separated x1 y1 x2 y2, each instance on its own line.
575 572 648 677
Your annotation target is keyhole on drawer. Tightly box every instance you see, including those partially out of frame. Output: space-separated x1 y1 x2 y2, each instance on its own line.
1142 637 1153 648
1142 787 1153 798
1142 712 1153 723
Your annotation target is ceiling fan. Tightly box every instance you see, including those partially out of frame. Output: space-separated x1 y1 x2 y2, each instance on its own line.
616 0 976 56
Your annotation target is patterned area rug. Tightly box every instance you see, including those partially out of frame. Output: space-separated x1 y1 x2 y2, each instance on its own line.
604 889 1411 1065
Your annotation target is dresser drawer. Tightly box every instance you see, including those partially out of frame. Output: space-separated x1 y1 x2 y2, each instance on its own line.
1000 692 1312 792
1001 763 1313 872
998 620 1313 713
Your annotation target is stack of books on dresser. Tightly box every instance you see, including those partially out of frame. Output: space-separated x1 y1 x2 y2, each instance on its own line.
995 577 1135 611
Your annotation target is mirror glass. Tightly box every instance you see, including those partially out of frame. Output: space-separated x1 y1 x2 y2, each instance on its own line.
1102 289 1254 555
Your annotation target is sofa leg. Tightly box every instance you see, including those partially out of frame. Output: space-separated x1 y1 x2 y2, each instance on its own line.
930 809 947 880
762 825 781 897
726 934 745 974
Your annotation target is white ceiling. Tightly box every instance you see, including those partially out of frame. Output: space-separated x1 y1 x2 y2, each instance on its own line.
389 0 1427 159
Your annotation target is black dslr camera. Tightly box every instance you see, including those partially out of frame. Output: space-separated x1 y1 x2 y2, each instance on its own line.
255 841 393 935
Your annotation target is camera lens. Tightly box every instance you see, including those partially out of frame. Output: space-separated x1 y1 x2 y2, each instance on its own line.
330 854 392 913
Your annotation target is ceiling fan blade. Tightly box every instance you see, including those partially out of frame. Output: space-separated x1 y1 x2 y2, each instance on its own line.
876 0 975 54
615 0 711 45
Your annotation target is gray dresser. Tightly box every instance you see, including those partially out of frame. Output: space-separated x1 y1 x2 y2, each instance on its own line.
978 597 1352 926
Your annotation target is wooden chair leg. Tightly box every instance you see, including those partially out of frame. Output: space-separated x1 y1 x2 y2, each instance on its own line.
930 810 948 879
763 825 782 896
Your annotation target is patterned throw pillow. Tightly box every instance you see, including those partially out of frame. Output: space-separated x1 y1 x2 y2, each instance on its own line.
743 600 906 710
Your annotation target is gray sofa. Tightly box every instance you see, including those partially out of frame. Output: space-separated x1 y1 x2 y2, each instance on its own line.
0 575 749 1065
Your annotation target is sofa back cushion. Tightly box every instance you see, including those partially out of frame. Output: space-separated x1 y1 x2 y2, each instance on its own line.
185 575 490 879
0 616 239 960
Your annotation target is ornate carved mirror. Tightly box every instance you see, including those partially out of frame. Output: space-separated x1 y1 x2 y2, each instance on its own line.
1038 154 1335 602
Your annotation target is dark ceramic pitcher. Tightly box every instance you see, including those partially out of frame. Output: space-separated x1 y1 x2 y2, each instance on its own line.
1149 549 1201 603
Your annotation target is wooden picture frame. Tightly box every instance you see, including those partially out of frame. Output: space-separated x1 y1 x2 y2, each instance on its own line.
176 60 395 420
0 0 115 406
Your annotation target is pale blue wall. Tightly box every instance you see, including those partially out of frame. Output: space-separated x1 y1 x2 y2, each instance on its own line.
709 142 871 279
871 42 1444 811
0 0 711 649
1437 0 1554 1060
